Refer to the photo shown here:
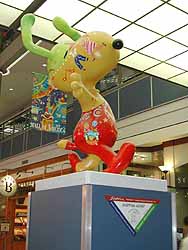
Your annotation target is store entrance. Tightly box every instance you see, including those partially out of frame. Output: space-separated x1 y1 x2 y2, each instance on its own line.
13 197 28 250
3 195 28 250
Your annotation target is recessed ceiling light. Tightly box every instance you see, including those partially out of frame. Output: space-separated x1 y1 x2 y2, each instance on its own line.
4 128 18 133
9 88 14 91
4 128 13 133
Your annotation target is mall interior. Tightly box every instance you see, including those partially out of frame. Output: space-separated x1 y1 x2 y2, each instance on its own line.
0 0 188 250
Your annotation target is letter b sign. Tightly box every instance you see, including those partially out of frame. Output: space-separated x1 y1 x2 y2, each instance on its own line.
0 175 17 197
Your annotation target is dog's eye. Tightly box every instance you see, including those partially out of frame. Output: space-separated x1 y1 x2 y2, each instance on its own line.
64 50 68 59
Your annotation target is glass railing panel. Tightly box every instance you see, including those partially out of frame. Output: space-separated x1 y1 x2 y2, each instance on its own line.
1 139 12 159
119 77 151 118
41 131 58 146
152 77 188 107
26 129 41 151
104 90 118 119
12 133 24 156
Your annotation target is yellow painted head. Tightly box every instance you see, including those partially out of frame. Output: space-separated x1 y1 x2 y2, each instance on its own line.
21 14 123 92
49 31 123 92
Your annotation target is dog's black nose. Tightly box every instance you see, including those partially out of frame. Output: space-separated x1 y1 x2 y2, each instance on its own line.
112 39 124 50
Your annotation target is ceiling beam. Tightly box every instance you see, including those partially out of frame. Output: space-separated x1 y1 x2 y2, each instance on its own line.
0 0 47 73
9 0 47 30
0 35 38 73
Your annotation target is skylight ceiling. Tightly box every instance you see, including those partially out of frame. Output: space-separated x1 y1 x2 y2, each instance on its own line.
0 3 22 26
0 0 33 10
35 0 94 26
0 0 187 86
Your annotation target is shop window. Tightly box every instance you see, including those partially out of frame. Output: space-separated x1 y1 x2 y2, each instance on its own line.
14 203 27 241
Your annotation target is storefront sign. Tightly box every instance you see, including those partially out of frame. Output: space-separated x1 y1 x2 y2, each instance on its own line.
105 195 160 236
17 181 35 194
0 175 17 197
175 164 188 188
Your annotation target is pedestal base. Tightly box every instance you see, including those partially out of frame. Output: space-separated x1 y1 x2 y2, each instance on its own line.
27 171 176 250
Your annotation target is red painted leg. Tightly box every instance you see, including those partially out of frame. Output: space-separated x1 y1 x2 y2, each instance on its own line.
65 141 78 150
77 142 116 167
104 143 135 174
68 153 81 172
75 140 135 174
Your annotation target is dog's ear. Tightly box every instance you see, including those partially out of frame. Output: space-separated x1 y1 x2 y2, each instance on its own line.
21 14 51 58
53 17 81 41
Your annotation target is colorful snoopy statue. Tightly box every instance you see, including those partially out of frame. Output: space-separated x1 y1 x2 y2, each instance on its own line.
21 14 135 174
